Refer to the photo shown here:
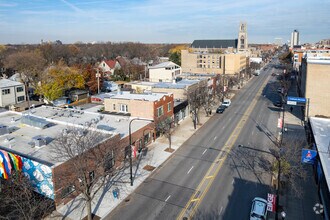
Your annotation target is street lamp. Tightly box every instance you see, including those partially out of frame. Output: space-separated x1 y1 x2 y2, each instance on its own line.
129 118 154 186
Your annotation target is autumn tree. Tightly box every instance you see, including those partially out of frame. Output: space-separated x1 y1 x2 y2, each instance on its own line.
168 45 189 66
36 61 85 102
0 171 54 220
82 64 103 94
51 127 121 220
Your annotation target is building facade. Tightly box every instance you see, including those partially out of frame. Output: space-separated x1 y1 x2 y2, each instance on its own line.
104 92 174 122
299 57 330 118
290 30 299 48
0 79 25 107
181 50 246 75
149 61 182 83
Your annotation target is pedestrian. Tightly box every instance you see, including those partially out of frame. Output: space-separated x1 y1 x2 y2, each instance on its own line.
290 106 293 113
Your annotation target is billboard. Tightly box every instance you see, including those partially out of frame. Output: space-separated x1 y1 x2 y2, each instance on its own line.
301 149 317 165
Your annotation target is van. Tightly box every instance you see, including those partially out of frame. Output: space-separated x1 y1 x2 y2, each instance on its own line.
222 99 231 107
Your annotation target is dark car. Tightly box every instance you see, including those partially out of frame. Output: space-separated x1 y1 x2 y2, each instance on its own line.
216 105 226 113
273 100 283 107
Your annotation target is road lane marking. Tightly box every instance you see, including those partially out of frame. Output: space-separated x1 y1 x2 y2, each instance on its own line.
177 76 270 220
165 195 171 202
214 136 217 140
202 149 207 155
191 198 200 202
187 166 194 174
220 206 223 214
206 175 214 179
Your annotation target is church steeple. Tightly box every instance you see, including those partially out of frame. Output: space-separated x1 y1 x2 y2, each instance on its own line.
238 22 248 51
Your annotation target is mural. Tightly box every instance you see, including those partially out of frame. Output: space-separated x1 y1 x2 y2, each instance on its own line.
0 150 54 200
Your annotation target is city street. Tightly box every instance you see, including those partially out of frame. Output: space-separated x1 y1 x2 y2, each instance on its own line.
107 61 281 220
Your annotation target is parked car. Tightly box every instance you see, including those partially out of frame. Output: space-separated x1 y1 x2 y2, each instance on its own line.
216 105 226 113
222 99 231 107
250 197 268 220
273 100 283 107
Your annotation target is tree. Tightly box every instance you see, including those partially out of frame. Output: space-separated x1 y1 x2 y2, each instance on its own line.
156 117 174 150
51 127 120 220
82 64 103 94
4 50 47 89
187 82 208 129
0 171 54 220
168 45 189 66
36 61 85 101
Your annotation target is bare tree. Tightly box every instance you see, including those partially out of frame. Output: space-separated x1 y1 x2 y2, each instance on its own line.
273 135 308 198
156 117 174 150
51 127 120 220
0 171 54 220
187 82 207 129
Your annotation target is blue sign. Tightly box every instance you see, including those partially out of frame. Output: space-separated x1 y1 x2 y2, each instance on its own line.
301 149 317 164
287 96 306 103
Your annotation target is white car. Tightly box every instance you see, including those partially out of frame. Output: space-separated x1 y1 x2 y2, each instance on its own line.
250 197 268 220
222 99 231 107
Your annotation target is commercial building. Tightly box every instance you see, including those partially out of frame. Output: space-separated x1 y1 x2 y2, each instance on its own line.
0 106 154 208
309 117 330 220
290 30 299 48
299 57 330 118
104 92 174 123
181 50 247 75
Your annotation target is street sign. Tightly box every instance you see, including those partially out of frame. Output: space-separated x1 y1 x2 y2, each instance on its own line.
286 100 297 105
287 96 306 103
301 149 317 164
267 193 276 212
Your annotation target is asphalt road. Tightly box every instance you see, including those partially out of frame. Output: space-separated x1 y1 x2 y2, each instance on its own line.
107 59 283 220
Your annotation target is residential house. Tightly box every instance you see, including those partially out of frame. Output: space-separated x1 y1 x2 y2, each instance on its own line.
98 60 121 78
0 79 25 107
149 61 182 83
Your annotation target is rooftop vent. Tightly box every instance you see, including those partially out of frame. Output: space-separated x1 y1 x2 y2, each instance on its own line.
0 125 9 136
32 135 47 147
21 114 50 129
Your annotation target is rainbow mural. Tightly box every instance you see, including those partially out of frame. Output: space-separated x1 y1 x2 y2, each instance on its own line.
0 150 54 200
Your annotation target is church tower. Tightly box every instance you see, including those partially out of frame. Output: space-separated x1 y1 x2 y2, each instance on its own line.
238 22 248 51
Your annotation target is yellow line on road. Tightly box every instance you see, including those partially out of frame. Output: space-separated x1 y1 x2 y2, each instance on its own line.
177 78 269 220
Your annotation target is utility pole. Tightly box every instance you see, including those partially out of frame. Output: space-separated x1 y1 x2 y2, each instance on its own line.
96 69 100 94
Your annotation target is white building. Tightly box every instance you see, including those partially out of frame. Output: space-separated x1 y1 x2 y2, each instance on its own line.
149 61 181 83
0 79 26 107
291 30 299 48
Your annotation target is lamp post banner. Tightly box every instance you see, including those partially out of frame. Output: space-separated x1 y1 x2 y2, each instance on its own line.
267 193 276 212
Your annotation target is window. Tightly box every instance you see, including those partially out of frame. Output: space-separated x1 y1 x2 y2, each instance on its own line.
16 87 24 92
61 185 75 198
157 106 164 117
113 104 116 110
2 89 10 95
17 96 25 102
120 104 128 112
167 102 171 112
104 150 115 171
89 171 95 182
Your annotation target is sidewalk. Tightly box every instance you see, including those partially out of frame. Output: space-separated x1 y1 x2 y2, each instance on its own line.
277 77 322 220
47 104 220 220
47 77 254 220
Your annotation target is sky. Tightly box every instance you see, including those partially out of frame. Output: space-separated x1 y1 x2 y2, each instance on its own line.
0 0 329 44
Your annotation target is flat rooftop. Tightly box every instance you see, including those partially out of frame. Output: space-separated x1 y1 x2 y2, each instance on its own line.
309 117 330 193
0 106 151 166
154 79 200 89
109 91 167 101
